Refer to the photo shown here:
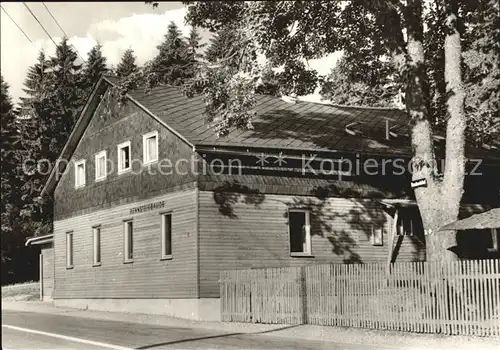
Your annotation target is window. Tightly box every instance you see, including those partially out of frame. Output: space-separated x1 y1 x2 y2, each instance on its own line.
396 208 424 237
161 213 172 259
123 220 133 262
66 231 73 268
397 217 414 236
94 150 107 181
488 229 499 252
117 141 131 174
142 131 158 165
92 226 101 266
288 210 311 255
371 226 384 246
74 159 86 188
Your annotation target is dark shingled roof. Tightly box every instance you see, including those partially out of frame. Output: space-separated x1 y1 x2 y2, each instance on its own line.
110 77 498 161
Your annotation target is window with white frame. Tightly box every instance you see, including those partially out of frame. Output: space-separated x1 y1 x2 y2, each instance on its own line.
142 131 158 165
117 141 131 174
161 213 172 258
74 159 86 188
370 226 384 246
94 150 107 181
66 231 73 268
92 226 101 266
288 210 311 255
123 220 133 262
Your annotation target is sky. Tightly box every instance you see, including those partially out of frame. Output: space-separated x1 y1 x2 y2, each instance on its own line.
1 2 341 106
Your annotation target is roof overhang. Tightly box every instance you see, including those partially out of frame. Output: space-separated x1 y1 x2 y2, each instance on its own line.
378 199 417 208
441 208 500 231
25 234 54 246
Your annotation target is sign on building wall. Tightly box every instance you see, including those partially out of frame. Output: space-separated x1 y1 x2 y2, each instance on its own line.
129 201 165 215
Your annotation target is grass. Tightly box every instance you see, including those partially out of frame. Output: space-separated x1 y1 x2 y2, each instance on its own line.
2 281 39 301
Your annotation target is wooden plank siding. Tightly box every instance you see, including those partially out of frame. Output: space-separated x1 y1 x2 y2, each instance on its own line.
53 189 198 299
51 85 201 300
42 246 54 299
198 191 425 298
53 85 197 221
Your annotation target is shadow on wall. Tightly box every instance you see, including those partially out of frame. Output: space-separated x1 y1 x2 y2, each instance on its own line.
210 180 428 264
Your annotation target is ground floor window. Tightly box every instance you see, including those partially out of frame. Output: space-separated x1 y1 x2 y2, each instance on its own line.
488 229 499 252
371 226 384 246
396 207 424 237
161 213 172 259
66 231 73 268
289 210 311 255
123 220 133 262
92 226 101 266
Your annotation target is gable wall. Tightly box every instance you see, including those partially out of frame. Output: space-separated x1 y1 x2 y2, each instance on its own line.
52 87 199 300
53 87 197 220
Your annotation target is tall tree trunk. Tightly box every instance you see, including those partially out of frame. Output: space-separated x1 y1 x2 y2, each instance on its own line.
404 0 464 265
431 0 466 263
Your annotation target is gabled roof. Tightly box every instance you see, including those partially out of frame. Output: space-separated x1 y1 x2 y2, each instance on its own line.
116 76 499 160
41 75 500 197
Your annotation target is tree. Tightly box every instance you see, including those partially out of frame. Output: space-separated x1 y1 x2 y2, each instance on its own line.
0 75 20 233
205 24 241 68
18 37 84 239
116 49 139 78
1 75 39 284
156 0 499 264
320 54 399 107
187 26 205 62
82 43 108 95
20 50 51 107
147 21 193 87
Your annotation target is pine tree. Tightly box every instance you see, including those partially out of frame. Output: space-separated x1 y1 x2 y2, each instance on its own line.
116 49 139 78
17 38 84 240
187 27 205 62
49 37 84 133
20 50 51 107
204 25 241 69
0 75 19 226
148 21 192 86
1 75 38 284
82 43 108 96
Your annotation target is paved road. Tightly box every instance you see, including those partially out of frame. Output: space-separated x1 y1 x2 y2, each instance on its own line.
2 310 382 350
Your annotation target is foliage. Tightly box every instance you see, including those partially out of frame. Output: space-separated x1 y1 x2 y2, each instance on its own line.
116 49 139 78
82 43 108 96
169 0 499 263
320 55 399 107
147 21 194 87
1 75 39 284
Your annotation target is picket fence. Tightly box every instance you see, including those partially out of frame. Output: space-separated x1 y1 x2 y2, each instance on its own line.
220 259 500 336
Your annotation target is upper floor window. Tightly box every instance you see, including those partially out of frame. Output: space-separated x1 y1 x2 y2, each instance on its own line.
117 141 131 174
95 150 107 181
289 210 311 256
143 131 158 165
74 159 86 188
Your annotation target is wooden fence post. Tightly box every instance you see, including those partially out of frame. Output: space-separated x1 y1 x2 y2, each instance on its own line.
301 265 308 324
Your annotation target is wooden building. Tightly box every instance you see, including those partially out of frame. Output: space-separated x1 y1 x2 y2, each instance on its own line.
39 76 500 320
